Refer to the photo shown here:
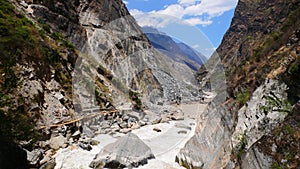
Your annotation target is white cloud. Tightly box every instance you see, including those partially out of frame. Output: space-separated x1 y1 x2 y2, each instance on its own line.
154 4 185 18
129 11 180 28
178 0 196 6
130 0 238 27
184 0 237 17
122 0 129 5
129 9 144 16
184 17 212 26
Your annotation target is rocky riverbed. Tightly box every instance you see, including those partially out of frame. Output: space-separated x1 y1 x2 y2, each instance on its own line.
29 103 208 169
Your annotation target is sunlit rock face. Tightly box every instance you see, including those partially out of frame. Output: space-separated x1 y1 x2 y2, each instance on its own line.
176 94 233 169
30 0 201 110
177 0 300 168
176 79 290 168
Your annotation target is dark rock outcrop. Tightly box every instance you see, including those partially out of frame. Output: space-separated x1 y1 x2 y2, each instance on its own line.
0 140 28 169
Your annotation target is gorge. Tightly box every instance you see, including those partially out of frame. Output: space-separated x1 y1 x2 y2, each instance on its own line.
0 0 299 169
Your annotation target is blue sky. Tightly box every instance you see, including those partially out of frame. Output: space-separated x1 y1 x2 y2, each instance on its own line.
123 0 238 57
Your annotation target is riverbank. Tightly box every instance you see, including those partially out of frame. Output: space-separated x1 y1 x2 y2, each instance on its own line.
53 103 208 169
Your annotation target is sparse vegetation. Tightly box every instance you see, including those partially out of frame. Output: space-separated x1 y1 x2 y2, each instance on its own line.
129 90 142 110
225 69 231 77
257 103 300 169
50 31 76 51
282 54 300 104
288 57 299 75
271 162 284 169
224 4 300 109
0 0 41 143
0 0 76 144
280 6 300 32
234 132 247 161
260 95 292 114
97 65 113 80
236 91 250 105
95 77 112 108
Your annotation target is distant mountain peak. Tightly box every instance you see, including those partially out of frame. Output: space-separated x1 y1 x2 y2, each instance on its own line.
142 26 206 71
142 26 166 35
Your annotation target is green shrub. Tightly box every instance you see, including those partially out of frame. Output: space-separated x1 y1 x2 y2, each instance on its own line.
288 57 299 75
225 69 231 77
50 31 62 40
260 95 292 114
237 91 250 105
50 31 76 51
271 162 284 169
42 23 51 33
0 106 40 144
234 132 247 161
129 90 142 110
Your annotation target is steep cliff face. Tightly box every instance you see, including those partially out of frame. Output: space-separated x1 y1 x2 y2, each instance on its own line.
0 0 82 167
28 0 200 108
178 0 300 168
1 0 78 141
219 0 298 64
217 0 300 98
30 0 131 51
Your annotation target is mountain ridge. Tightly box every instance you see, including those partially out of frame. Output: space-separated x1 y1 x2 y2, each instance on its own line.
142 26 207 71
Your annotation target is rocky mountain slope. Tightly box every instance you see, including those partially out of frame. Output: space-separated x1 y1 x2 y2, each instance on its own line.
0 0 202 168
2 0 299 168
30 0 201 105
177 0 300 168
142 26 206 71
0 0 79 167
